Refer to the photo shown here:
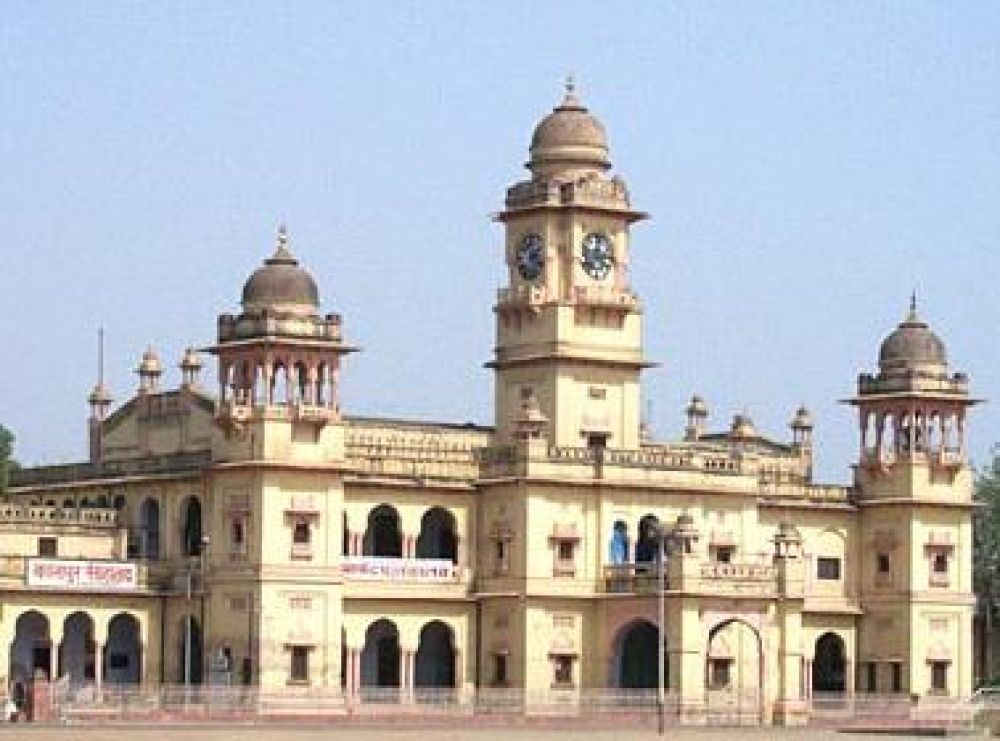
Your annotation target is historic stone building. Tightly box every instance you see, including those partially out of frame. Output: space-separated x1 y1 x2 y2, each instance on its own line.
0 83 976 724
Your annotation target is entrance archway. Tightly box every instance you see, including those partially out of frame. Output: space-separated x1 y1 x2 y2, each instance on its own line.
361 619 400 692
706 619 763 725
414 621 455 690
614 619 661 689
10 611 51 684
60 612 95 686
812 632 846 694
415 508 457 563
105 613 141 685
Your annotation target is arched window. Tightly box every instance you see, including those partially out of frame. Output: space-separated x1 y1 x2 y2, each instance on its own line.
635 514 660 564
139 498 160 560
181 497 203 556
415 507 457 563
608 520 629 564
414 621 455 691
363 505 402 558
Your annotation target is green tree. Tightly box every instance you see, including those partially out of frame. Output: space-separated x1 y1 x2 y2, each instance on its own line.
974 447 1000 683
0 423 15 498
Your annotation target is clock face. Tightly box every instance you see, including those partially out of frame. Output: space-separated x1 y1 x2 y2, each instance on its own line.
580 232 613 280
516 233 545 281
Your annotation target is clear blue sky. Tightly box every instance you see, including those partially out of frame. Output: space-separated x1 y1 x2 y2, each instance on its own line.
2 2 999 483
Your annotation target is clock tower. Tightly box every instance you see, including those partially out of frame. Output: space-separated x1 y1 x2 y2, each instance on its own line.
491 82 650 450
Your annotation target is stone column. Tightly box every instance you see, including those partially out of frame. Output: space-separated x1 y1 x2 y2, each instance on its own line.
400 650 411 702
94 641 104 693
455 537 466 580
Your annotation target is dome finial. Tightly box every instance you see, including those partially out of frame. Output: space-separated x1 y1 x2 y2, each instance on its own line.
565 74 575 95
907 290 918 320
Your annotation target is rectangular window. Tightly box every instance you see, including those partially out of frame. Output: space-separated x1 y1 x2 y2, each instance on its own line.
554 539 576 577
932 552 948 574
37 537 57 557
710 658 731 689
494 539 510 575
586 433 608 450
817 557 841 580
714 546 734 564
231 520 245 546
293 522 311 545
552 655 574 687
877 553 890 574
891 662 903 693
290 646 309 683
864 662 877 693
493 654 508 686
930 661 948 693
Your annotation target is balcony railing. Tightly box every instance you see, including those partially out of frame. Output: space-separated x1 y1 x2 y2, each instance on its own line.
602 563 662 593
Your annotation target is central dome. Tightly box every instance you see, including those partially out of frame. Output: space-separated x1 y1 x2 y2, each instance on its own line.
528 80 610 177
878 297 947 373
241 228 319 312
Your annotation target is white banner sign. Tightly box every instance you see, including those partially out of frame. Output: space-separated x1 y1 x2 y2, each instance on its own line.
341 556 456 582
26 559 138 591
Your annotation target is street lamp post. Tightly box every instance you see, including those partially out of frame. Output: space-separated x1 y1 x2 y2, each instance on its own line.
657 528 666 735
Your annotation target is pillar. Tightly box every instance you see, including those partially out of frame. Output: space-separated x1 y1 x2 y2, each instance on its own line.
94 641 104 692
677 597 705 723
400 649 414 702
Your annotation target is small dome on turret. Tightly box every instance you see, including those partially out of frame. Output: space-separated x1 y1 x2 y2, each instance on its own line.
790 405 813 430
241 227 319 312
136 347 162 376
878 295 947 373
729 412 756 439
686 394 708 418
87 382 112 406
528 79 610 178
179 347 202 372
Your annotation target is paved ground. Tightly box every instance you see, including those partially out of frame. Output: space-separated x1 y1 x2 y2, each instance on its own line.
0 727 981 740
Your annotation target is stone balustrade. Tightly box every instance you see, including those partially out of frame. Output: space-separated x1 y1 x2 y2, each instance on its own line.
0 503 119 527
10 450 211 489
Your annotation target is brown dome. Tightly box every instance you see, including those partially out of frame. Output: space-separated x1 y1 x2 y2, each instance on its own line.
878 297 947 372
241 229 319 311
528 80 610 175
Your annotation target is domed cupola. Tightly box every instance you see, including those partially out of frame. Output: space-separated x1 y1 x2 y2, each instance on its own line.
877 295 947 376
240 226 319 314
527 79 611 180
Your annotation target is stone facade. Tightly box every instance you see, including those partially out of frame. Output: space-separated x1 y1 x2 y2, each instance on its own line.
0 83 976 724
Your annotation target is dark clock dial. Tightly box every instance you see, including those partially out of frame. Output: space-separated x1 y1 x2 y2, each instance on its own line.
580 232 613 280
516 233 545 281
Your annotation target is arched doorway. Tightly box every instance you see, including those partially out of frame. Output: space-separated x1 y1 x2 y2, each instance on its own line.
10 611 51 684
181 497 202 556
139 498 160 559
414 621 455 692
415 508 457 563
813 632 846 694
363 506 402 557
636 514 660 564
706 619 763 725
60 612 96 686
179 615 204 685
105 613 141 685
361 619 400 695
614 620 661 689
